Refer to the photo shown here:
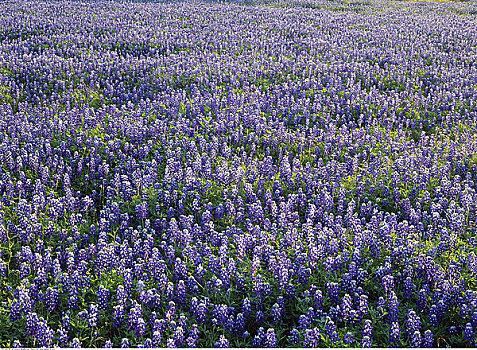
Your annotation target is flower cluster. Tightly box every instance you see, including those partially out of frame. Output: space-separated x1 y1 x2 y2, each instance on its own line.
0 0 476 347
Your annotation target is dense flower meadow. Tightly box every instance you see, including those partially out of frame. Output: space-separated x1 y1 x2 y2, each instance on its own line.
0 0 477 347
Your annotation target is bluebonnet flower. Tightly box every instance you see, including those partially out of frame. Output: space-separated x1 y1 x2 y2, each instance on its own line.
113 304 125 327
136 317 147 338
464 323 475 344
136 202 148 220
410 330 421 348
298 314 311 329
178 314 187 329
25 312 39 338
303 328 322 347
361 336 372 348
117 337 130 349
389 322 401 345
252 328 265 346
215 335 229 348
406 310 421 337
313 289 323 310
289 328 300 345
28 313 54 347
9 287 32 321
357 294 368 319
417 289 427 311
264 328 277 347
325 317 338 343
61 313 71 333
376 296 386 316
70 338 82 348
194 300 208 324
103 340 113 348
212 304 230 326
19 262 30 280
45 287 59 312
343 331 355 345
326 282 340 304
340 294 354 322
153 331 162 347
256 310 265 324
176 280 187 306
271 303 282 323
97 286 110 311
173 326 185 346
234 313 245 334
422 330 434 347
428 313 438 328
55 326 68 347
128 302 144 331
360 318 371 335
88 304 99 328
12 340 22 348
403 277 415 299
472 311 477 328
382 274 394 292
165 337 176 348
116 285 128 305
387 291 399 323
186 324 199 347
142 338 153 348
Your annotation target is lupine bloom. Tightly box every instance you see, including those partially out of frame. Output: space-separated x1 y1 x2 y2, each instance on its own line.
141 338 153 348
234 313 245 334
422 330 434 347
136 317 147 338
325 317 338 343
271 303 282 323
298 314 311 330
103 340 113 348
340 294 354 322
97 286 110 311
357 294 368 319
363 320 373 338
410 330 422 348
113 304 126 327
403 277 415 299
1 0 477 348
361 336 372 348
264 329 277 348
313 290 323 311
387 292 399 324
70 338 82 348
120 338 130 348
186 324 199 347
84 306 98 330
417 289 428 311
406 310 421 337
289 328 300 345
326 282 340 304
214 335 229 348
10 287 32 321
256 310 265 324
343 331 355 345
464 323 475 344
303 328 322 348
382 275 394 293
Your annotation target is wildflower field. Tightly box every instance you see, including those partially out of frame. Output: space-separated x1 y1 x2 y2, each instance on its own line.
0 0 477 347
